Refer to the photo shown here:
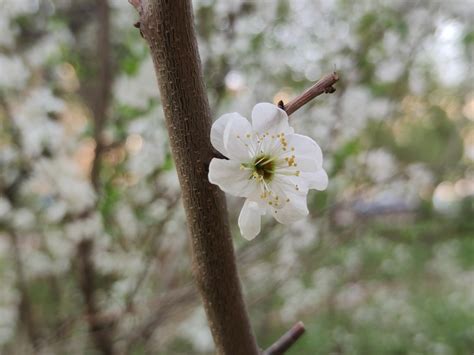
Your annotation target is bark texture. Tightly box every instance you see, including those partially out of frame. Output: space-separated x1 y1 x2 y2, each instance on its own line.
138 1 258 353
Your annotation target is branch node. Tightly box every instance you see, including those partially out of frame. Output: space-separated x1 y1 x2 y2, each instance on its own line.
133 21 144 38
324 86 336 94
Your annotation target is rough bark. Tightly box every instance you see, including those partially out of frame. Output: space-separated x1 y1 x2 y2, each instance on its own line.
137 0 259 354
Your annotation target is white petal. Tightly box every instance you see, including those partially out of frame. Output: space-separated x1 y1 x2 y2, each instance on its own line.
303 169 328 190
223 115 254 161
208 159 255 197
283 134 323 171
251 103 293 135
274 174 309 194
210 112 245 156
238 199 264 240
270 190 308 224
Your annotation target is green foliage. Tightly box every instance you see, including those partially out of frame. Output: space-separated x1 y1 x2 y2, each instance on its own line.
99 180 122 221
279 220 474 355
330 138 362 175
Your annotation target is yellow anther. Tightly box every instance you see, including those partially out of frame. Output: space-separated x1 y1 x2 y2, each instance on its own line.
246 133 251 138
287 156 295 166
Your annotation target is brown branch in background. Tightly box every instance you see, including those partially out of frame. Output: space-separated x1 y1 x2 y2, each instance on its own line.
8 231 42 350
90 0 113 191
263 321 306 355
278 72 339 116
77 240 116 355
77 1 116 354
124 286 198 351
124 194 182 311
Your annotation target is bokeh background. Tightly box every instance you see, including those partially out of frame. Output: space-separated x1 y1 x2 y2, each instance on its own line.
1 0 473 354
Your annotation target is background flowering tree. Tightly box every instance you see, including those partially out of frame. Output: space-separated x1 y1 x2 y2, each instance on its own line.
0 0 473 354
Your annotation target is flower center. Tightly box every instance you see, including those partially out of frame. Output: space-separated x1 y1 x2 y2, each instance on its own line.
252 154 275 182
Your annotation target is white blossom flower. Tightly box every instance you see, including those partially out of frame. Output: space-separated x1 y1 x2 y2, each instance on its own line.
208 103 328 240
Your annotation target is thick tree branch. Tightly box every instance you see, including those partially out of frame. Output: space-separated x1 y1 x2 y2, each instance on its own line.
135 0 259 354
278 72 339 116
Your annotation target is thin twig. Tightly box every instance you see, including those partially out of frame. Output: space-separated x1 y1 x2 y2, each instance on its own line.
278 72 339 116
124 286 198 351
124 194 181 310
263 321 306 355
